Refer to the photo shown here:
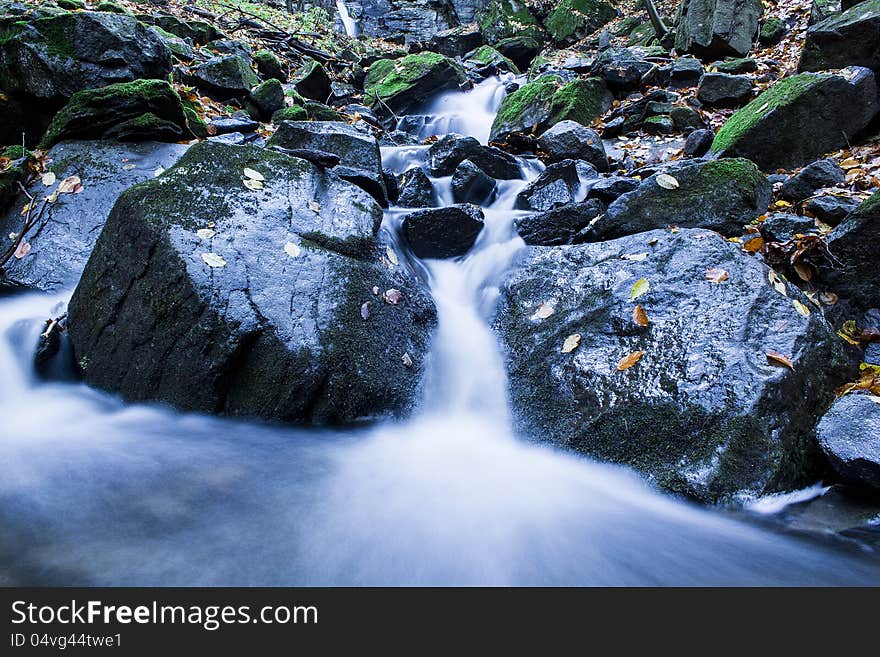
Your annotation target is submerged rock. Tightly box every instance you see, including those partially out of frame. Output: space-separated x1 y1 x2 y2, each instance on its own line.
401 204 484 258
817 393 880 491
67 142 435 424
494 228 853 502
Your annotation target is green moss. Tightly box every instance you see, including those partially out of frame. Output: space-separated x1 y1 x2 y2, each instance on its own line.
56 0 85 9
465 45 520 73
364 52 449 103
95 2 129 14
477 0 542 43
545 0 616 45
493 74 562 132
711 73 827 153
548 77 608 126
304 101 340 121
1 145 28 160
183 106 208 138
272 106 308 123
853 189 880 216
758 17 785 45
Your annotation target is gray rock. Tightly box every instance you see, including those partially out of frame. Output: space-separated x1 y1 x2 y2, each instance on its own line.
824 190 880 308
799 0 880 77
184 55 259 101
397 167 435 208
683 128 714 157
697 73 754 107
670 106 706 132
210 116 259 135
515 199 605 246
293 58 332 102
587 176 640 203
451 159 496 205
247 78 284 121
780 158 845 202
670 57 704 87
402 204 484 258
427 133 521 179
538 120 608 170
675 0 764 59
515 160 598 212
760 213 817 243
817 393 880 490
804 194 860 225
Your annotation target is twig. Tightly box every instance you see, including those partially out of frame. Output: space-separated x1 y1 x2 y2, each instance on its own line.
0 183 50 270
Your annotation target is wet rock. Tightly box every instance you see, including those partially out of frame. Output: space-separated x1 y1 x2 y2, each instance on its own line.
538 120 608 171
426 23 484 57
397 167 435 208
0 140 189 291
587 158 770 241
710 67 879 170
642 115 674 135
544 0 616 47
697 73 754 107
494 228 853 502
587 176 640 203
267 121 387 207
601 89 680 138
675 0 764 59
759 17 786 46
40 80 190 149
204 39 251 60
477 0 544 44
759 213 817 243
464 45 519 74
514 199 605 246
817 393 880 491
495 35 541 71
211 116 259 135
293 58 332 102
683 128 715 157
402 204 484 258
247 78 285 122
710 57 758 74
515 160 598 212
804 195 860 225
357 0 459 43
823 190 880 308
451 160 496 205
780 159 845 203
253 49 287 82
364 51 466 116
426 134 521 179
799 0 880 77
184 55 259 101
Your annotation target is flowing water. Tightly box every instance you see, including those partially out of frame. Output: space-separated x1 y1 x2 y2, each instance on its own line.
1 78 879 586
335 0 358 39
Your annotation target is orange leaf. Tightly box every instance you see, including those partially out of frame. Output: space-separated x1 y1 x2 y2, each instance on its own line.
617 351 644 371
766 351 794 370
743 236 764 253
632 304 649 327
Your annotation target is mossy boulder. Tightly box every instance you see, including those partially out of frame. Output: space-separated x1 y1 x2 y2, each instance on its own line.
675 0 764 59
67 141 436 425
364 51 466 116
304 101 341 121
822 190 880 309
488 75 611 143
293 57 331 102
477 0 544 44
272 106 309 123
246 78 284 122
94 1 128 14
40 79 191 148
494 35 541 70
464 45 519 73
493 228 853 502
147 15 219 45
758 17 786 45
253 49 287 82
711 67 879 170
799 0 880 77
183 54 259 101
544 0 616 47
55 0 85 9
148 25 194 61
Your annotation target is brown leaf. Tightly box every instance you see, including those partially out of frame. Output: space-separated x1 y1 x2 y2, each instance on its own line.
706 268 729 283
13 241 30 259
617 350 644 371
632 304 649 327
743 236 764 253
57 175 80 194
766 351 795 370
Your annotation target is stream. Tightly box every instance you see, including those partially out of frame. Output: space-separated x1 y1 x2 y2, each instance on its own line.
1 76 879 586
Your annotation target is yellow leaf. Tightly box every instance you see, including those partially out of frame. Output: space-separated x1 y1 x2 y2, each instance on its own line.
655 173 679 190
561 333 581 353
743 236 763 253
617 350 644 371
630 277 650 300
242 167 265 181
793 299 811 317
57 175 80 194
766 351 794 370
243 178 264 190
632 304 649 327
385 245 399 265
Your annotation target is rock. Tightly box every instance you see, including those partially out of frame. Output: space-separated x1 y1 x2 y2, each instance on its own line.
270 147 340 169
759 213 818 243
710 67 879 171
356 0 458 43
267 120 387 207
40 80 190 149
0 93 29 145
0 11 171 115
464 45 519 74
426 134 521 179
0 140 189 291
600 89 680 138
697 73 754 107
303 101 342 122
401 204 484 258
538 120 608 170
67 142 434 423
148 25 194 61
149 15 219 45
817 393 880 490
247 78 284 122
253 49 287 82
210 116 259 135
364 51 466 116
759 17 786 46
451 160 496 204
780 159 845 202
514 199 605 245
671 106 706 132
804 194 860 225
823 190 880 308
397 167 436 208
642 115 674 135
272 106 309 123
515 160 598 212
207 132 262 146
493 228 853 502
810 0 840 24
710 57 758 74
590 47 657 92
544 0 616 47
675 0 763 59
426 23 484 57
682 129 715 158
0 145 28 216
477 0 543 44
293 58 332 102
587 176 640 202
585 159 771 241
799 0 880 77
489 75 611 144
184 55 259 101
204 39 251 60
495 36 541 71
670 57 704 87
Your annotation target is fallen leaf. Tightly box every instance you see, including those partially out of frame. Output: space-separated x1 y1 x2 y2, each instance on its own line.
243 178 264 191
383 288 403 305
706 268 729 283
794 262 812 282
307 200 320 212
13 241 30 259
768 270 787 296
196 228 215 240
632 304 649 327
41 171 56 186
46 190 59 204
561 333 581 353
122 163 136 171
372 286 379 295
401 352 413 368
201 252 226 268
743 236 763 253
284 241 301 258
57 175 80 194
819 291 838 305
385 245 399 265
361 301 371 320
621 252 648 261
242 167 264 182
656 173 679 190
617 350 644 371
766 351 795 370
531 302 555 320
630 278 650 300
792 299 811 317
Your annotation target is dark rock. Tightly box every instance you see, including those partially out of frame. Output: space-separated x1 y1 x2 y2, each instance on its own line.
710 57 758 74
397 167 436 208
426 23 484 57
402 204 484 258
675 0 764 59
207 132 260 146
711 67 879 170
760 213 818 243
268 121 387 207
0 140 189 291
544 0 616 47
538 120 608 171
817 393 880 490
364 51 466 116
780 158 845 202
184 55 259 101
515 160 598 212
586 158 771 241
642 115 674 134
477 0 544 44
804 194 860 225
268 147 340 169
148 15 219 44
587 176 640 202
204 39 251 60
669 57 704 87
810 0 840 25
303 101 342 122
210 116 259 135
799 0 880 77
253 49 287 82
464 45 520 74
357 0 459 43
590 47 656 92
683 128 715 157
427 134 521 179
697 73 754 107
824 190 880 308
514 199 605 245
759 17 786 46
293 58 332 102
600 89 680 138
671 106 706 132
247 78 284 122
495 35 541 71
451 160 496 205
67 142 435 424
493 228 853 502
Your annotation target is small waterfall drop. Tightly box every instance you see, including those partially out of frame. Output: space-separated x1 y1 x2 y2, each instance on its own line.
336 0 358 38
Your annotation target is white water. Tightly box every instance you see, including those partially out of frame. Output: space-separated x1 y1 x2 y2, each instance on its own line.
336 0 358 38
1 78 878 585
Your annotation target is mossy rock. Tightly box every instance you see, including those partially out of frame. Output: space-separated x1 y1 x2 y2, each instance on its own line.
95 2 129 14
477 0 544 44
149 25 194 60
183 54 260 101
364 51 466 116
799 0 880 77
272 106 308 124
246 78 284 122
758 17 786 45
253 49 287 82
544 0 616 47
464 45 520 74
55 0 85 9
304 101 341 121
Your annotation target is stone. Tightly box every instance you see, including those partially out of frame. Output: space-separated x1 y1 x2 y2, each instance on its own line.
544 0 616 47
587 176 640 202
759 17 786 45
184 55 259 101
253 49 287 82
675 0 764 59
683 128 715 158
210 116 259 135
670 57 704 87
515 160 598 212
451 160 496 205
514 199 605 245
780 159 845 202
538 120 608 171
710 57 758 74
401 204 485 258
426 134 521 179
247 78 285 122
799 0 880 77
804 195 860 225
293 58 332 102
642 115 674 134
426 23 484 57
464 45 520 74
364 52 466 116
817 393 880 490
477 0 543 44
495 36 541 71
671 106 706 132
823 190 880 308
759 213 818 243
397 167 436 208
590 47 656 92
697 73 754 107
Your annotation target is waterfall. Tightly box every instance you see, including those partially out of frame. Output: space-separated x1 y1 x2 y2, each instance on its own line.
336 0 358 38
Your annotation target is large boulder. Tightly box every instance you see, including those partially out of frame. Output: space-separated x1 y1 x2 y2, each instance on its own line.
710 67 879 171
364 52 466 116
477 0 543 44
494 228 853 502
544 0 616 47
268 121 388 207
823 191 880 309
0 11 172 104
183 55 259 101
356 0 458 43
816 393 880 491
537 120 608 170
799 0 880 77
401 204 484 258
0 140 189 291
585 159 771 241
489 75 611 144
67 141 436 424
515 160 597 212
40 80 191 149
674 0 764 59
